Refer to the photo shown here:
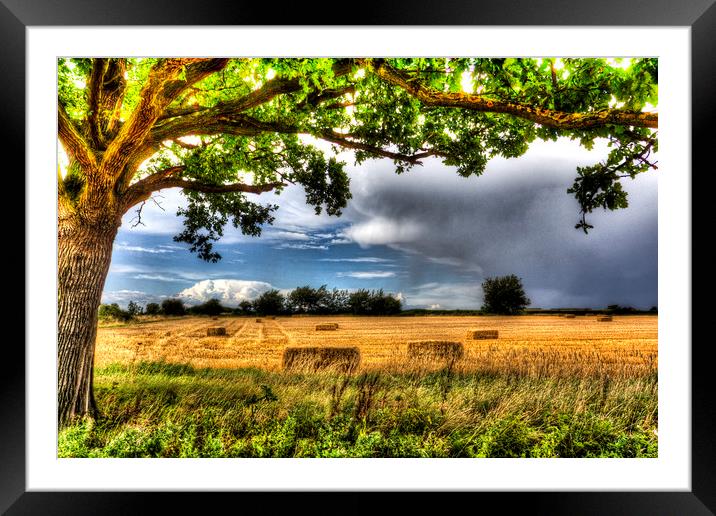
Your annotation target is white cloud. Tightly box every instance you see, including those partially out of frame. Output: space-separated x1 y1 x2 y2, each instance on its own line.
109 264 146 274
114 243 174 254
337 271 396 279
268 230 311 241
274 243 328 250
343 217 424 247
101 290 166 308
426 256 467 267
177 279 276 306
133 274 194 283
319 257 393 263
404 282 484 310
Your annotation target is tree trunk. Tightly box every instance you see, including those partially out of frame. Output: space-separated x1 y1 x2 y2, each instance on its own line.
57 215 119 427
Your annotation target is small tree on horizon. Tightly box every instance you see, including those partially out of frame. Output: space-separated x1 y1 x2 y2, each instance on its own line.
126 300 142 316
481 275 531 315
252 289 285 315
161 298 186 316
191 298 225 316
144 302 161 316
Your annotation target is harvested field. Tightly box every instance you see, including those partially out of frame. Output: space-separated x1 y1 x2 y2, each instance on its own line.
282 346 360 373
407 340 464 361
467 329 499 340
96 315 657 378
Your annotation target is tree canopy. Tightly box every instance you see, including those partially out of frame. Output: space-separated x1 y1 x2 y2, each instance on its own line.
58 57 658 260
481 275 531 315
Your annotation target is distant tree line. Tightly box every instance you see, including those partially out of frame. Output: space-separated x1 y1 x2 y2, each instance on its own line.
97 285 402 320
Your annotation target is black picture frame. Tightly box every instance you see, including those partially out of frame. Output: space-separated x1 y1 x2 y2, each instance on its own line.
7 1 713 514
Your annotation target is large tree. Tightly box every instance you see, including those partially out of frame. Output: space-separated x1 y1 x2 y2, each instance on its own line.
57 57 657 426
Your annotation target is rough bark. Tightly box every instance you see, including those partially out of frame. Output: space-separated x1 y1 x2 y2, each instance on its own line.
57 209 120 427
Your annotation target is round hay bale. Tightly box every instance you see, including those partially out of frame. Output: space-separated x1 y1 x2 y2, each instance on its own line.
282 346 360 373
268 316 277 320
407 341 464 361
598 316 613 322
206 326 227 336
466 329 499 340
211 317 219 320
315 323 339 331
563 314 576 319
256 318 262 323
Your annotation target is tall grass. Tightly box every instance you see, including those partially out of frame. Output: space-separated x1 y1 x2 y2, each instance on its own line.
59 359 657 458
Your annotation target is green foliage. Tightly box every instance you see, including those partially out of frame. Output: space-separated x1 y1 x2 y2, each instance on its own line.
126 301 142 316
252 289 285 315
98 303 132 322
188 298 227 316
347 289 402 315
174 191 277 262
144 303 161 316
606 304 639 315
233 300 254 315
161 298 186 316
481 275 531 315
59 57 659 258
59 362 658 458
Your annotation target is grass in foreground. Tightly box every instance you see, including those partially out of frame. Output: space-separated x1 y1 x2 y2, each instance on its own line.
59 361 657 458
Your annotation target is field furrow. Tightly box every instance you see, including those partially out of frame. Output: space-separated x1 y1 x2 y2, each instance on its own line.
96 315 658 378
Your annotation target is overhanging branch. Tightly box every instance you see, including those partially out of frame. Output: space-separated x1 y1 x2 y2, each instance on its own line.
361 59 658 130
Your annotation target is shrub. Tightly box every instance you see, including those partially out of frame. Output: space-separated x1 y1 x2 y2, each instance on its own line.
144 303 161 316
161 298 186 316
98 303 132 322
189 298 226 316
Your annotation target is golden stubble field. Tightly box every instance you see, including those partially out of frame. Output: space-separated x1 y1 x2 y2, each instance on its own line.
96 315 658 379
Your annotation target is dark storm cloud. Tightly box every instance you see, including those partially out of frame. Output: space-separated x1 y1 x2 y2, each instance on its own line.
341 140 658 309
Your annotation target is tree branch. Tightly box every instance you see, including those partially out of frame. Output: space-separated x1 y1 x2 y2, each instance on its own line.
85 58 108 146
105 58 229 189
149 111 437 165
122 163 283 211
318 130 438 164
85 58 128 148
153 178 285 194
361 59 658 130
58 103 97 171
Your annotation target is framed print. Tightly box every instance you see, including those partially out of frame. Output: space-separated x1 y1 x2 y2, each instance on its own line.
7 0 714 513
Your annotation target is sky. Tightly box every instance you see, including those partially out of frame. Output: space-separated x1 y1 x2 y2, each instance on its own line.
101 137 658 311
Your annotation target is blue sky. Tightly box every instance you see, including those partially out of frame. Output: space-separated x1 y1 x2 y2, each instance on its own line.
102 137 658 310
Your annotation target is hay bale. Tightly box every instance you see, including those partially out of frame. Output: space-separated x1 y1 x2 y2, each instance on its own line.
407 341 464 361
211 317 219 320
206 326 227 336
563 314 576 319
282 346 360 373
315 323 339 331
598 316 613 322
268 316 277 320
466 329 499 340
255 318 262 323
